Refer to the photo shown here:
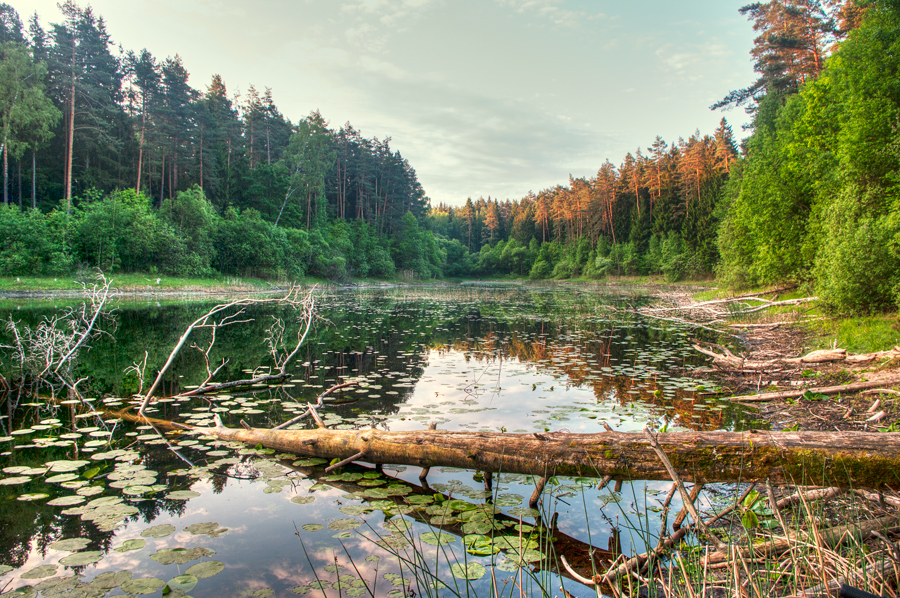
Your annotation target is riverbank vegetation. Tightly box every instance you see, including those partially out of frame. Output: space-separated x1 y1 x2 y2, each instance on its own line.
2 0 898 317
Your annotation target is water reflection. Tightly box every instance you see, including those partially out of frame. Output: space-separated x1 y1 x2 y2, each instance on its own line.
0 286 750 597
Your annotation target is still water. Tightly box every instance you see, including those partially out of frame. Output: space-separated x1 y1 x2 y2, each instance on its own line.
0 285 754 597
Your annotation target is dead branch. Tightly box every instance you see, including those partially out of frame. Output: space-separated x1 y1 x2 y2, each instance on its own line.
138 286 314 414
701 515 898 565
726 376 900 403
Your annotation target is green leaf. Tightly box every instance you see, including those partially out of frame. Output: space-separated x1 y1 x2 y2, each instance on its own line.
742 490 760 510
741 509 759 530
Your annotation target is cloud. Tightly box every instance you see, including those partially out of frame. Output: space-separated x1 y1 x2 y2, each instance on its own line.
494 0 604 28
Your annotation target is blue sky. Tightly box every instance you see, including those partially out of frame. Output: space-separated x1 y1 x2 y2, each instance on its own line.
17 0 757 206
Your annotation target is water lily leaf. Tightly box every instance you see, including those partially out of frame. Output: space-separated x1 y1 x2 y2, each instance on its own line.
81 467 101 479
0 476 31 486
141 524 176 538
405 495 434 505
20 565 57 579
46 473 79 483
185 522 228 537
383 519 412 533
17 493 49 502
50 538 90 552
150 547 216 565
301 523 324 532
494 493 524 507
250 590 274 598
450 563 486 580
0 564 12 576
121 577 166 594
507 507 540 518
420 532 455 546
328 518 362 531
166 574 198 592
444 499 475 512
166 490 201 500
59 550 103 566
185 560 224 579
338 505 372 516
90 571 132 589
114 539 146 552
47 495 85 507
45 460 90 472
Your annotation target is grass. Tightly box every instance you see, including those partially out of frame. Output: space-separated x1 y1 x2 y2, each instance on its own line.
688 281 900 354
0 272 328 293
805 312 900 354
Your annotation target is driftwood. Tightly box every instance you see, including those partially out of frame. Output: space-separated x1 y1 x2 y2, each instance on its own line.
726 376 900 403
701 515 899 565
195 416 900 488
694 344 900 372
138 286 315 414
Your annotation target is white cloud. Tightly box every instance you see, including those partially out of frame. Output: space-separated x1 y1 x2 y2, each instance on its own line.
494 0 604 28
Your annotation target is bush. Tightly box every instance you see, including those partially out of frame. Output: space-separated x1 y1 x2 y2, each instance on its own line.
814 188 900 312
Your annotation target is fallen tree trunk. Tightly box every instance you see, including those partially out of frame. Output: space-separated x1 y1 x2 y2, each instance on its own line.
726 376 900 402
195 416 900 488
694 345 900 371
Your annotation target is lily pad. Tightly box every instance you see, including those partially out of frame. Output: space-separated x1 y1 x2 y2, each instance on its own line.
420 531 455 546
121 577 166 595
113 538 146 552
90 571 132 589
59 550 103 566
290 496 315 505
50 538 90 552
301 523 324 532
166 574 198 592
185 560 224 579
184 522 228 537
450 563 486 580
166 490 201 500
17 493 49 502
250 589 274 598
328 518 363 531
141 524 176 538
0 564 13 575
150 547 216 565
0 476 31 486
20 565 57 579
46 495 85 507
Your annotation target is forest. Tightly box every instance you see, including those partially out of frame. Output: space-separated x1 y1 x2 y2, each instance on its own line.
0 0 898 312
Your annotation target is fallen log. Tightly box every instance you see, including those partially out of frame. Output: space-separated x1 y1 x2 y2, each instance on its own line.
694 345 900 371
726 376 900 403
195 416 900 488
701 515 899 565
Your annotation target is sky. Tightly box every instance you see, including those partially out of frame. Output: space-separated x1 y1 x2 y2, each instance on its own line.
15 0 758 207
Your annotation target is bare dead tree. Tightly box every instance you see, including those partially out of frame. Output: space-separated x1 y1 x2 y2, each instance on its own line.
0 272 116 408
137 285 317 415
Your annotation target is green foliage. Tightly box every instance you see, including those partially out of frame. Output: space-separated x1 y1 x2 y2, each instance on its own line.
717 4 900 312
0 204 70 274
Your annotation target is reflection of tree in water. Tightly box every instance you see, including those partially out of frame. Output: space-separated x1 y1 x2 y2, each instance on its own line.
0 497 116 570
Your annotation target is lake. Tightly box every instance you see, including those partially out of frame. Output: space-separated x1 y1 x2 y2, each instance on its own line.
0 284 754 598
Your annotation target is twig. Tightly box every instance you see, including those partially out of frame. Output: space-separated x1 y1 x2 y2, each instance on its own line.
643 427 725 549
325 451 367 473
272 380 359 430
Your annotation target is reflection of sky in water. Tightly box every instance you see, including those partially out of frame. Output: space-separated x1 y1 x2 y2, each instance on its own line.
388 348 670 434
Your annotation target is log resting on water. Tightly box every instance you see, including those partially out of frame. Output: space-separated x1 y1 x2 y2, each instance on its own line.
198 416 900 489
